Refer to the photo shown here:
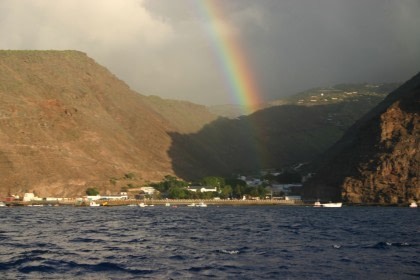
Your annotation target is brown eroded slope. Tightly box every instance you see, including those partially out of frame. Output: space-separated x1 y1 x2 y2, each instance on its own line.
0 50 185 197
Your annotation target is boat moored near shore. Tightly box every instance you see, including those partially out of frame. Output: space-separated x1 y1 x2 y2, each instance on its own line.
89 201 100 207
409 201 418 208
322 202 343 208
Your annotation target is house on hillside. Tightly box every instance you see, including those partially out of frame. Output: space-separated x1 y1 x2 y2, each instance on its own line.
100 194 128 200
140 187 156 195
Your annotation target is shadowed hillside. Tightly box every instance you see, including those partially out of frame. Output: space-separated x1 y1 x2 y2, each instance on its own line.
168 98 388 179
303 72 420 204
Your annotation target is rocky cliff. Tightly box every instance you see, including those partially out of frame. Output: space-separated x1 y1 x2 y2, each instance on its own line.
303 72 420 204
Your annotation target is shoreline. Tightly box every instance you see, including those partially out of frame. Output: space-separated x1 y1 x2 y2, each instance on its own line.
2 199 303 207
1 199 416 207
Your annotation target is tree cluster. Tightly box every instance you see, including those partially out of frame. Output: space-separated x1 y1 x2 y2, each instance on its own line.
147 175 268 199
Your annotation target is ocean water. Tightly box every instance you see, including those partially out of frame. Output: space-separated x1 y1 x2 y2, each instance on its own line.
0 206 418 279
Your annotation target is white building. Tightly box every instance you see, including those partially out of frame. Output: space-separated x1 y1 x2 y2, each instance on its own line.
285 195 302 201
140 187 156 195
23 193 42 202
44 197 64 201
86 195 101 201
188 186 217 192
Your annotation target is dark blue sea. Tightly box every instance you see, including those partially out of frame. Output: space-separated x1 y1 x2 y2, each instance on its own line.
0 206 418 279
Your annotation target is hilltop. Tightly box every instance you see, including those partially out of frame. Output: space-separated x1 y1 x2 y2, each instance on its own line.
209 83 400 118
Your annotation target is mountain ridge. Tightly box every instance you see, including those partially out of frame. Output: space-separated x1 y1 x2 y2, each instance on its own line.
0 50 405 198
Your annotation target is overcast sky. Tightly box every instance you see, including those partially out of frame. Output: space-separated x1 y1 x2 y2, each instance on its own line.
1 0 419 105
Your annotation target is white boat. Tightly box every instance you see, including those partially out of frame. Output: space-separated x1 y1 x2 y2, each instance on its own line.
196 202 207 207
138 202 147 207
165 203 171 207
0 201 6 207
187 203 196 207
313 201 322 207
89 201 100 207
322 202 342 208
409 202 418 208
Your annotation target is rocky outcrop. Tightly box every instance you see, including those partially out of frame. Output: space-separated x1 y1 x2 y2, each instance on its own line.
303 72 420 204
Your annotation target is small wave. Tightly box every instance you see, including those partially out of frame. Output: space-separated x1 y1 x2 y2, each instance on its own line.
187 265 214 272
19 265 56 274
219 249 240 255
169 255 187 260
67 261 154 275
69 237 105 243
128 238 147 243
1 256 46 269
366 241 412 249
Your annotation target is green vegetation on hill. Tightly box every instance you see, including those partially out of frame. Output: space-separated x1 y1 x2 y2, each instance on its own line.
148 175 267 199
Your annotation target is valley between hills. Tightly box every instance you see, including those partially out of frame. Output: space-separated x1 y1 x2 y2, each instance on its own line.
0 50 417 203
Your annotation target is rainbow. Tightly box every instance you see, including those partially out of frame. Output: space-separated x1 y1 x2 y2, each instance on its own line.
195 0 267 170
196 0 262 114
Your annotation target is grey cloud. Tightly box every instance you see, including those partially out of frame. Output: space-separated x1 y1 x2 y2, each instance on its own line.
0 0 419 105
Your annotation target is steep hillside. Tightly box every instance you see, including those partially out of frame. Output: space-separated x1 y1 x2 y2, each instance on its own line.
169 99 387 179
141 95 217 134
0 50 406 198
0 50 181 196
303 73 420 204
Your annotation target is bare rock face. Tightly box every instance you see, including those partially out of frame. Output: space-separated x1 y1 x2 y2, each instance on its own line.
304 73 420 204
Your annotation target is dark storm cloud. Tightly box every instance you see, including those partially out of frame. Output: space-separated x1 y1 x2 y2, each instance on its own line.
0 0 419 105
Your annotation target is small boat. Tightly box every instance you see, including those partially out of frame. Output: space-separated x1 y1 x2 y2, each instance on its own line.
187 203 196 207
89 201 100 207
165 203 171 207
127 204 138 207
322 202 342 208
409 202 418 208
0 201 6 207
313 201 322 207
196 202 207 207
138 202 147 207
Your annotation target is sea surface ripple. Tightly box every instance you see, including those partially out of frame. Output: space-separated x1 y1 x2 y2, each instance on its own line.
0 206 418 279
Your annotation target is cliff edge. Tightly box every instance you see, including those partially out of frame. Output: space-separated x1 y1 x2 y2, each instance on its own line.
303 72 420 204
